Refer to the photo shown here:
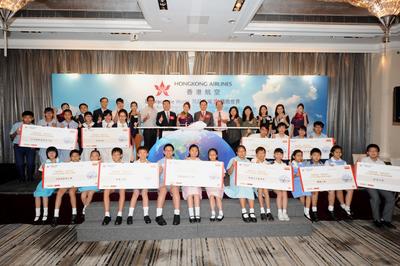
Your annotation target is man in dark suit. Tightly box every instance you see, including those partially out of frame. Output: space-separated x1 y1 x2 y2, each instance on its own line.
156 99 177 138
93 97 112 124
194 99 214 129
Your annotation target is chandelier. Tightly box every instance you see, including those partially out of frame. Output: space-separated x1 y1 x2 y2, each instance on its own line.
322 0 400 43
1 0 33 57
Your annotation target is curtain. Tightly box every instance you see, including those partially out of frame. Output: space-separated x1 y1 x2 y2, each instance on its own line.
194 52 371 162
0 50 189 163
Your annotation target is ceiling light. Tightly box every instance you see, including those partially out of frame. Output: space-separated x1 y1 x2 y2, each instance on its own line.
232 0 245 11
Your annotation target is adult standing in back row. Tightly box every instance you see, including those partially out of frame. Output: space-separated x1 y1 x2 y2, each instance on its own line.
194 99 214 129
93 97 112 124
272 104 290 135
141 95 158 151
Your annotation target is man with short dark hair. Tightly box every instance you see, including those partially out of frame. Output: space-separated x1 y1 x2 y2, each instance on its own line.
141 95 158 150
156 99 177 138
194 99 214 129
93 97 112 124
112 98 125 123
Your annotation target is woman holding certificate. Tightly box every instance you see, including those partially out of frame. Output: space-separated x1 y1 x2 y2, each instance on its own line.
99 110 114 163
184 144 202 223
113 109 133 162
225 145 257 223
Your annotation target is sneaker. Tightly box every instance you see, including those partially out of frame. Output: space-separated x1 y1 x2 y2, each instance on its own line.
266 213 274 221
278 212 284 221
282 213 290 221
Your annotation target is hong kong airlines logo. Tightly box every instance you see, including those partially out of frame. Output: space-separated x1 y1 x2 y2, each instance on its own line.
155 81 170 96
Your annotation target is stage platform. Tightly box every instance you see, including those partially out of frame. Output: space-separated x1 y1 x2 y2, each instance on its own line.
77 199 312 242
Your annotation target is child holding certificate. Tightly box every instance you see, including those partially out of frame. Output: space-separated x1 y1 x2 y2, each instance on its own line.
99 110 114 163
52 149 80 227
251 147 274 221
79 111 99 161
206 148 225 222
184 144 202 223
33 146 58 224
127 146 151 225
79 149 101 221
57 109 79 162
37 107 58 164
305 148 324 222
291 150 312 220
272 122 289 139
113 109 133 162
155 144 181 226
325 145 353 220
102 148 126 226
273 148 290 221
225 145 256 223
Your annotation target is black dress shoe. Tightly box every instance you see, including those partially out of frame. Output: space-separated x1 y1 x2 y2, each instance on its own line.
210 216 216 222
33 217 41 225
328 211 338 221
102 216 111 226
127 216 133 225
51 217 58 227
173 214 180 225
155 215 167 226
266 213 274 221
189 216 196 223
196 217 201 223
373 220 383 228
382 221 397 229
217 215 224 222
260 213 267 221
144 215 151 224
304 213 312 221
81 214 85 222
71 214 78 225
115 216 122 225
242 213 250 223
249 213 257 223
310 211 319 223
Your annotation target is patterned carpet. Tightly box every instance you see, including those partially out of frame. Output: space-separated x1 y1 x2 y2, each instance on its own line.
1 219 400 265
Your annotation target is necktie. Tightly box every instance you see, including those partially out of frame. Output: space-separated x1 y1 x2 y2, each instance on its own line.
218 112 222 127
166 112 169 122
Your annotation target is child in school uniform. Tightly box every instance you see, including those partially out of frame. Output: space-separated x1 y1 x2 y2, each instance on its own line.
252 147 274 221
272 148 290 221
99 110 114 163
305 148 324 222
57 109 79 162
112 109 133 163
155 144 181 226
206 148 225 222
52 149 80 227
272 122 289 139
361 144 396 229
184 144 203 223
127 146 151 225
225 145 257 223
291 150 312 220
79 149 101 221
309 121 327 139
33 146 58 224
79 111 99 161
325 145 353 220
37 107 58 164
102 148 126 226
293 125 307 139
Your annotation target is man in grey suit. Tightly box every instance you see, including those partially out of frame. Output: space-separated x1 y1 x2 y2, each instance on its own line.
193 99 214 129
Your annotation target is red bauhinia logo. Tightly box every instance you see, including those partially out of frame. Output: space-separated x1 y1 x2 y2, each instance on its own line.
155 81 170 96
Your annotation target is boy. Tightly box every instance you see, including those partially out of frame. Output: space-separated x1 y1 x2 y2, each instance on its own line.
75 103 89 124
249 125 269 138
9 111 36 182
127 146 151 225
52 149 80 227
252 147 273 221
294 125 307 139
273 122 289 139
309 121 327 138
361 144 396 229
102 148 126 225
305 148 324 222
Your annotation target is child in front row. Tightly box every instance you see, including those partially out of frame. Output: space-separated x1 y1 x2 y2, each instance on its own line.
102 148 125 226
252 147 274 221
273 148 290 221
79 149 101 221
206 148 225 222
33 146 58 224
291 150 312 220
52 149 80 227
325 145 353 220
225 145 257 223
184 144 202 223
127 146 151 225
305 148 324 222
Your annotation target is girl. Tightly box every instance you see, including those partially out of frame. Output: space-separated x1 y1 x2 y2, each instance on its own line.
37 107 57 164
52 149 80 227
225 145 256 223
325 145 353 220
252 147 274 221
128 101 142 160
273 148 290 221
257 105 272 134
291 150 312 220
80 111 98 161
79 149 101 221
184 144 202 223
102 148 125 226
290 103 309 138
272 104 290 135
226 106 242 151
293 125 307 139
241 106 257 137
206 148 224 222
177 102 194 126
273 122 289 139
113 109 133 162
57 109 79 162
127 146 151 225
99 110 114 163
33 146 58 224
306 148 324 222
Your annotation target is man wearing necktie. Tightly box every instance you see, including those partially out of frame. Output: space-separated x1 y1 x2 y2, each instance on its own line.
194 99 214 130
213 100 229 140
156 99 177 138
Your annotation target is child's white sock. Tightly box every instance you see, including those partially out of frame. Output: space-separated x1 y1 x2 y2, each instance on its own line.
105 211 110 217
156 208 162 217
260 207 265 214
312 206 317 212
345 205 351 213
278 209 283 214
82 205 87 215
143 207 149 216
128 207 134 217
328 205 334 211
282 209 287 214
249 208 255 214
266 208 271 214
241 208 247 214
43 208 48 217
174 209 180 215
340 203 346 210
35 208 40 217
211 210 216 217
195 207 200 217
188 208 194 217
304 207 310 216
54 209 59 218
117 211 122 217
218 210 223 217
72 208 77 215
